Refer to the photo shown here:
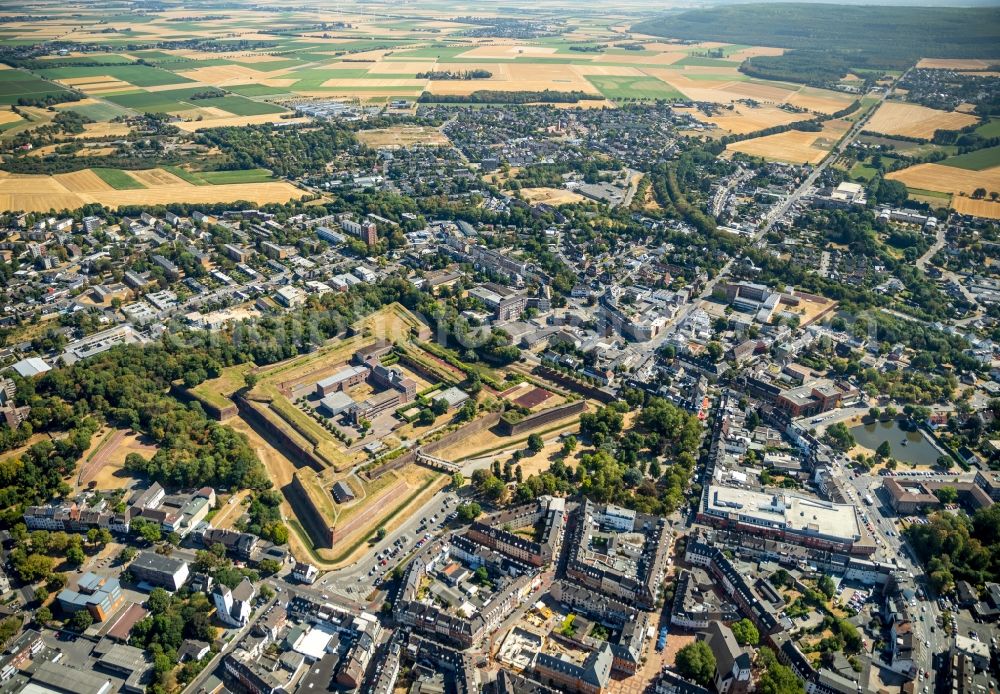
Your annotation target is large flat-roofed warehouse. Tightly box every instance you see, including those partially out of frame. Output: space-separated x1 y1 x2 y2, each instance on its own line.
699 485 865 555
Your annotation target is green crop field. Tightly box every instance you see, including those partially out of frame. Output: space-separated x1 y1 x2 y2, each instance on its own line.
37 54 135 66
0 68 72 105
164 166 276 185
125 50 195 64
92 168 146 190
290 68 370 89
58 101 132 121
585 75 684 101
36 64 193 87
195 95 287 116
226 84 293 97
975 119 1000 139
104 87 211 112
941 145 1000 171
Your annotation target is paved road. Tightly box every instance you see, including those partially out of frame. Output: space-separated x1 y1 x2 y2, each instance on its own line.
843 468 942 690
181 594 278 694
315 487 462 599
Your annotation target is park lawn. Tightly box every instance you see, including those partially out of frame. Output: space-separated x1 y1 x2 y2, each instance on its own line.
585 74 684 101
940 145 1000 171
92 168 146 190
850 162 878 181
0 68 72 105
194 95 287 116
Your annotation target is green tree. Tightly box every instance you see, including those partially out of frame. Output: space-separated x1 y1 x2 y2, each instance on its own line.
824 422 855 452
818 574 836 599
934 486 958 504
417 408 435 426
474 566 490 586
451 472 465 489
147 587 171 614
432 398 449 416
875 441 892 460
457 400 477 422
69 609 93 632
757 647 804 694
457 502 482 523
675 641 716 686
258 559 281 576
527 433 544 453
15 554 53 583
481 476 505 500
731 618 760 646
706 341 724 362
66 545 85 566
35 606 52 625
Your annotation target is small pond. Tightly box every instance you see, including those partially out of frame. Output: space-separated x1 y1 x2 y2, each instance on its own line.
849 419 942 467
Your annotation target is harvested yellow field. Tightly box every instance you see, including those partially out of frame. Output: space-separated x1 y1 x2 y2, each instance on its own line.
724 80 800 102
368 60 436 74
174 106 231 120
0 173 84 211
952 197 1000 219
0 109 22 125
428 62 600 96
229 54 292 64
574 64 646 77
126 168 188 186
728 46 785 61
54 169 113 193
603 52 685 66
458 44 559 59
0 169 306 212
864 101 979 139
727 120 848 165
916 58 996 70
681 65 743 77
784 87 856 115
178 64 273 84
174 115 310 132
643 42 687 53
59 75 119 86
519 187 587 205
687 103 806 135
887 163 1000 197
75 122 133 138
320 78 426 88
356 125 449 148
77 80 133 94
